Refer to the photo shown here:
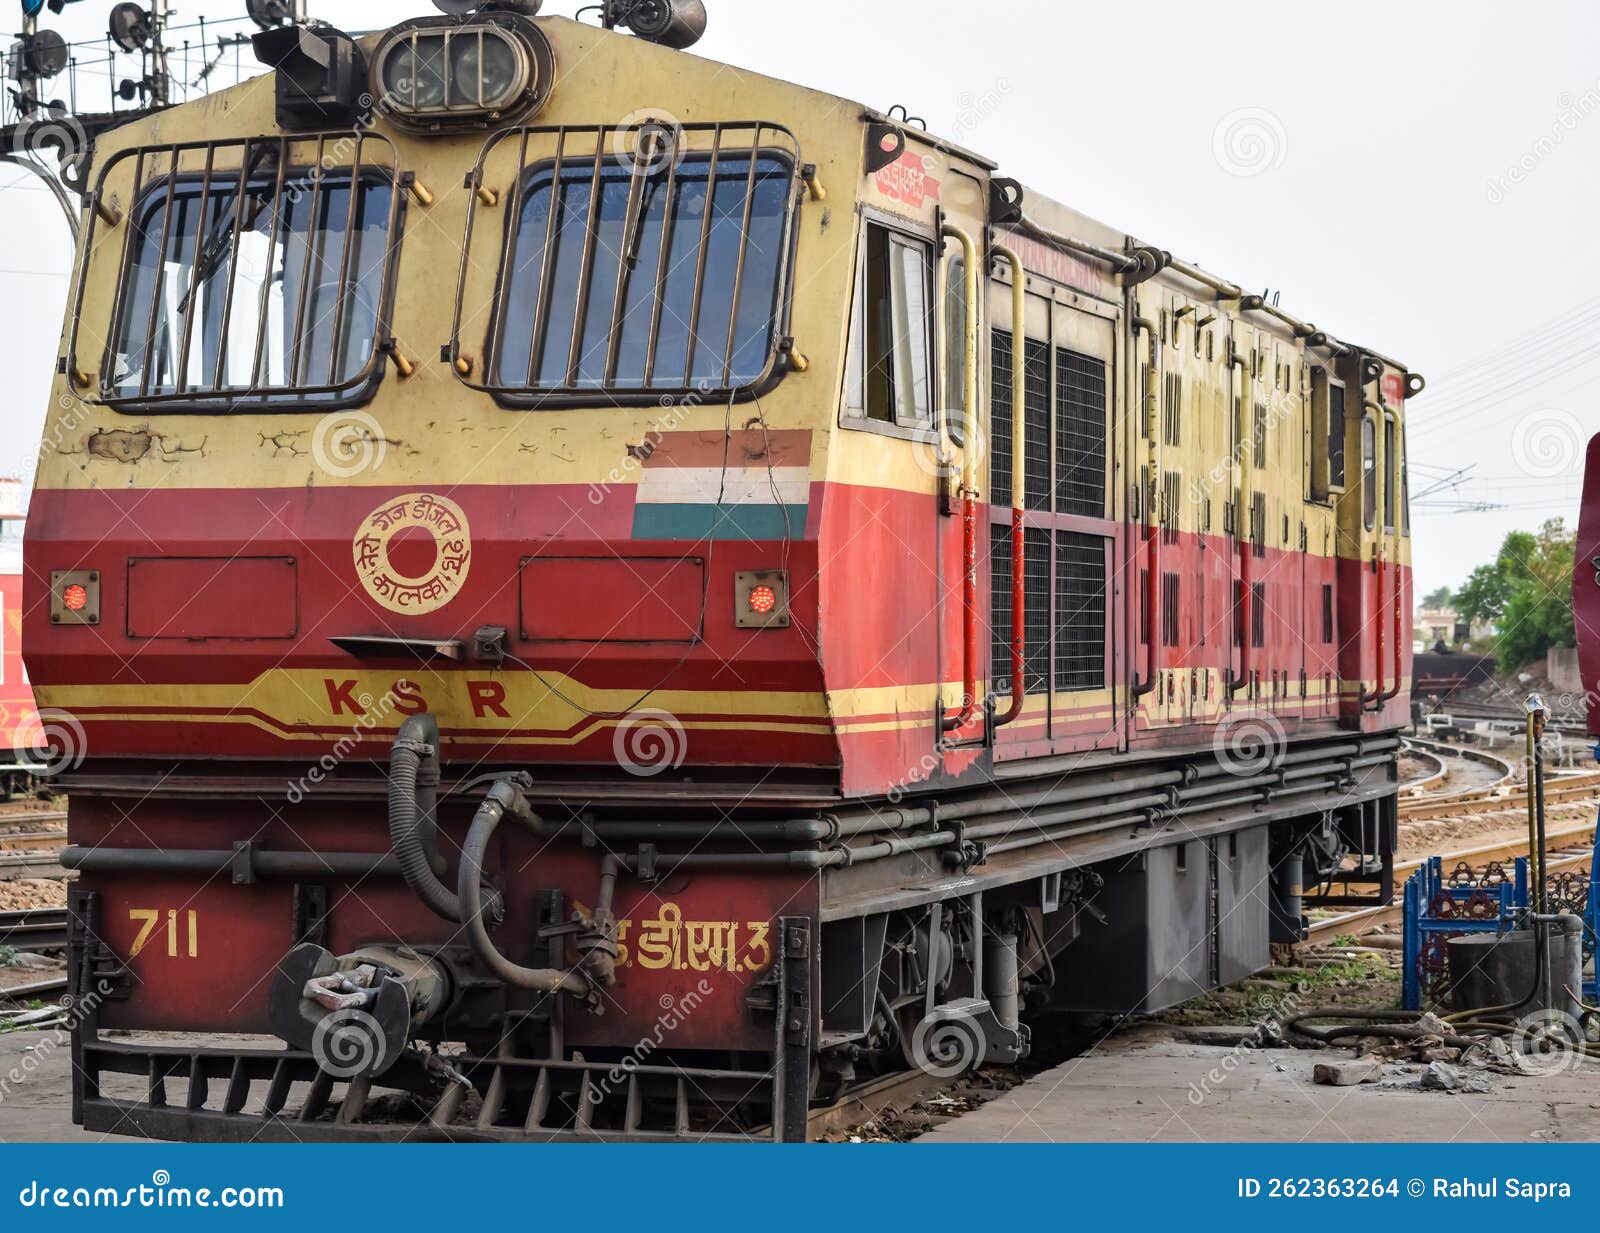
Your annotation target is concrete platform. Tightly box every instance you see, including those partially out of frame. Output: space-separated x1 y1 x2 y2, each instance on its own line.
921 1028 1600 1142
0 1028 100 1143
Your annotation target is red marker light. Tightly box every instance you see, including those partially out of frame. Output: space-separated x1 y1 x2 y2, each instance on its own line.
62 584 89 612
748 584 778 615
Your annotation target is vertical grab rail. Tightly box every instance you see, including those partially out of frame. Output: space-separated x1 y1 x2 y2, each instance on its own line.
993 243 1027 729
1362 400 1404 712
1377 407 1406 710
941 222 983 735
1226 345 1251 697
1131 315 1159 699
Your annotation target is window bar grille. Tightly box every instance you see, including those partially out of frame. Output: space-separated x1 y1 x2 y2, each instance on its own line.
524 126 570 388
209 142 271 392
246 145 292 393
681 127 724 385
562 126 609 387
138 154 181 398
288 136 328 388
172 142 216 395
721 125 764 388
602 128 654 384
640 140 680 387
324 138 367 387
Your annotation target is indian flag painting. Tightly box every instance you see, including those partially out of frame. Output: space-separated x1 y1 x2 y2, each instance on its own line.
632 428 812 542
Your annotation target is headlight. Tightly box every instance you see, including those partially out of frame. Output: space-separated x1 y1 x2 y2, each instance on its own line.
372 14 554 132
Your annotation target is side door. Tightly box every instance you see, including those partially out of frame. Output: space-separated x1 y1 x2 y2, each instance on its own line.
987 255 1121 759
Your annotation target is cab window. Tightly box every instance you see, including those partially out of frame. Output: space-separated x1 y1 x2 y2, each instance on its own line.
108 163 394 409
494 151 793 398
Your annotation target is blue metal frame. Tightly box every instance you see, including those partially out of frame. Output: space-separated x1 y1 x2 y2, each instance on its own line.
1401 807 1600 1010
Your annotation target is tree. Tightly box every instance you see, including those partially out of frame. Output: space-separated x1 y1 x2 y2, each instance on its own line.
1453 521 1575 669
1421 586 1455 610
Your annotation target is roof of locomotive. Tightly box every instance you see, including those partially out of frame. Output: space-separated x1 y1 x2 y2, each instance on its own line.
92 12 1408 375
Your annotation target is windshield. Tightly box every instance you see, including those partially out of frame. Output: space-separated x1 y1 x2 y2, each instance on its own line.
108 161 393 408
492 150 793 399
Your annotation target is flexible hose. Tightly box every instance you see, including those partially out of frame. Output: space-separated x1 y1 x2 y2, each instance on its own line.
388 715 500 924
457 780 592 996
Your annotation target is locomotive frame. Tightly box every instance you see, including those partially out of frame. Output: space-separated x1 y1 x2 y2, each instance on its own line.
26 9 1418 1141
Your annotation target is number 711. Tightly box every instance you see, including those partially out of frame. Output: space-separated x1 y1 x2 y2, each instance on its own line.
128 909 199 959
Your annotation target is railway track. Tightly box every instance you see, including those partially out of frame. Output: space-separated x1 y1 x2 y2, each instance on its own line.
0 851 67 881
0 907 68 953
0 809 67 829
1308 819 1600 942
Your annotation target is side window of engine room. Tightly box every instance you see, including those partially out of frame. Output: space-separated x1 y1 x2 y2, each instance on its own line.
843 221 935 430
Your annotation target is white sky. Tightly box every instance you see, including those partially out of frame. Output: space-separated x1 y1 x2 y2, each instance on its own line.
3 0 1597 600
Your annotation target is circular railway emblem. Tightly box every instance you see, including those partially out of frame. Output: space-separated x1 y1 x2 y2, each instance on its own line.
353 492 473 616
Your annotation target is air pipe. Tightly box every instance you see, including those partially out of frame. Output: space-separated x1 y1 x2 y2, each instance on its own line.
456 779 619 1000
388 715 499 924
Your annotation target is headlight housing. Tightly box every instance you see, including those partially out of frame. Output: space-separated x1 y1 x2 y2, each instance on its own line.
372 14 554 133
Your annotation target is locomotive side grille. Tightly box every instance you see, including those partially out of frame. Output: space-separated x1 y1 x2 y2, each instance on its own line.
1162 371 1182 447
1251 581 1267 649
1024 527 1052 694
1252 400 1269 468
1161 470 1182 545
1057 348 1108 517
1161 571 1181 648
989 521 1013 694
1250 492 1267 559
990 328 1015 506
1055 532 1107 692
1023 339 1052 512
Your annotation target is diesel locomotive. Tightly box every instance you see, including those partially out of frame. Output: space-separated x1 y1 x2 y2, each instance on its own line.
25 0 1420 1140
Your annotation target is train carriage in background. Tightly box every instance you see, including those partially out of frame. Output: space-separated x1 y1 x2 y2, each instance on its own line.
0 478 41 799
25 1 1419 1141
